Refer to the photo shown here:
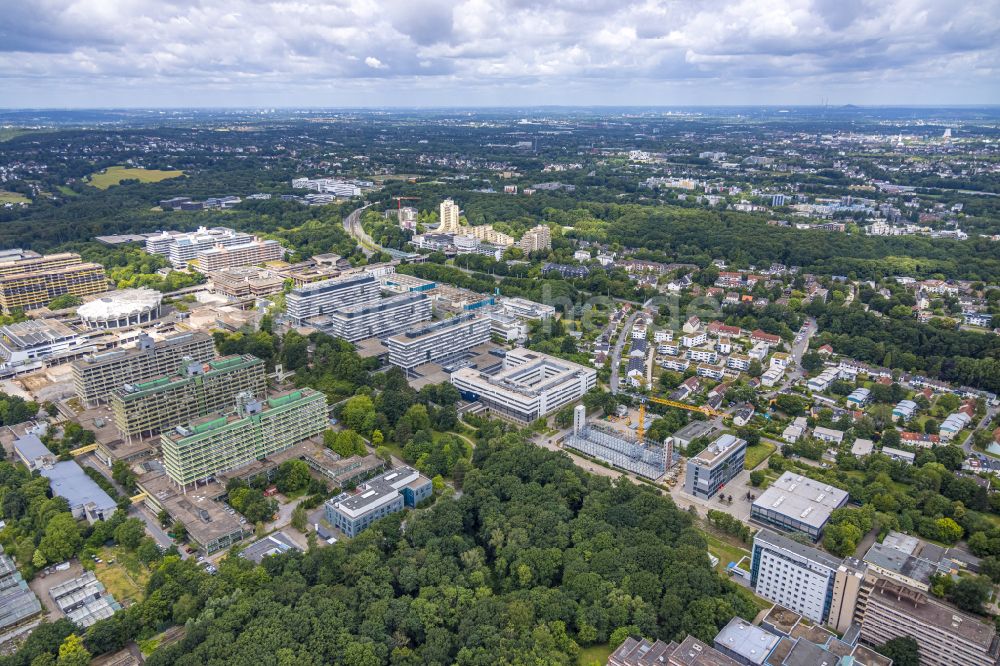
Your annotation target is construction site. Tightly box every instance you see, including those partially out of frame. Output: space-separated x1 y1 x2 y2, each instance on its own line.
562 405 674 480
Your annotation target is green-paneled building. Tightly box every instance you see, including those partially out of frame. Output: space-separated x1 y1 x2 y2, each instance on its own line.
111 354 267 440
161 388 328 488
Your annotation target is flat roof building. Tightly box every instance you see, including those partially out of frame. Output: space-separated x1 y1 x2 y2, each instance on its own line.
145 227 256 268
750 471 849 540
450 347 597 423
388 312 491 370
858 577 1000 666
13 432 56 470
239 531 300 564
111 354 267 440
851 438 875 456
892 399 918 422
195 238 285 272
379 273 436 294
0 318 86 368
40 460 118 523
712 617 779 666
307 292 432 342
684 434 747 500
209 266 285 299
750 529 849 626
610 637 739 666
324 466 432 537
862 532 954 592
496 296 556 320
72 331 215 406
135 462 248 554
161 388 328 488
488 311 529 344
0 252 107 313
812 426 845 444
757 605 892 666
286 274 381 326
517 225 552 253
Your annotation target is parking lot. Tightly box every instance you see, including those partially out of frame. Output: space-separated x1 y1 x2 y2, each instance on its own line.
663 467 758 522
27 560 85 618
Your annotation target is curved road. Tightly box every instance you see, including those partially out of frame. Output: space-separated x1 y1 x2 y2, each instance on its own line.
343 203 377 256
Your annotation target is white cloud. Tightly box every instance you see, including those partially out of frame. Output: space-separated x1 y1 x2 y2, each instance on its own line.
0 0 996 105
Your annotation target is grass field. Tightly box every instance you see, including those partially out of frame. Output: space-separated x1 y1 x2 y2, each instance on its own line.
92 546 151 605
87 165 184 189
744 441 777 470
56 185 79 197
0 191 30 204
702 530 750 573
578 644 613 665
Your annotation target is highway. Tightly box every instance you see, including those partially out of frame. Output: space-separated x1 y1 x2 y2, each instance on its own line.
342 203 377 256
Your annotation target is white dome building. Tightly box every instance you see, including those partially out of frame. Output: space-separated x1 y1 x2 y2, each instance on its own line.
77 288 162 330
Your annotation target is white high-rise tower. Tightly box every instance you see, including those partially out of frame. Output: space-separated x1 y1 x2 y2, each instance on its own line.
573 404 586 436
439 198 461 233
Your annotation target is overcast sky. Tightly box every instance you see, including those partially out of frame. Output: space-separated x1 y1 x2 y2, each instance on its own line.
0 0 997 108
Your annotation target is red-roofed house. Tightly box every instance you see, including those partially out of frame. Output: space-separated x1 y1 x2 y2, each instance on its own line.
901 431 940 448
707 321 742 338
751 329 781 345
817 344 834 356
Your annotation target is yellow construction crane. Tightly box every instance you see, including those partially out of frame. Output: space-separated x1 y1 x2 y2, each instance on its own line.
635 395 724 444
646 395 723 418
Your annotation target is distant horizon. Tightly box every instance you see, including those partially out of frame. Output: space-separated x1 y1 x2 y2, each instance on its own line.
2 0 997 109
2 103 1000 112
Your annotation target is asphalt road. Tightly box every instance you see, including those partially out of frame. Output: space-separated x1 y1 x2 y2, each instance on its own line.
778 316 817 390
963 405 998 455
610 310 640 395
131 503 189 560
342 204 376 256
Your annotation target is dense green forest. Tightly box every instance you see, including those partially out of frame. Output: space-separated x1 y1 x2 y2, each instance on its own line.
543 203 1000 282
807 301 1000 392
2 435 756 666
0 161 357 261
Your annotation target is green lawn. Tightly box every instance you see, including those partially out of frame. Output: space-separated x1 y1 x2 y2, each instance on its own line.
701 531 750 574
0 191 30 204
91 546 151 605
744 441 777 470
56 185 79 197
87 165 185 189
579 644 613 666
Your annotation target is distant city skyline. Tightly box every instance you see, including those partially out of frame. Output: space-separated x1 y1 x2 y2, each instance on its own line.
0 0 998 108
